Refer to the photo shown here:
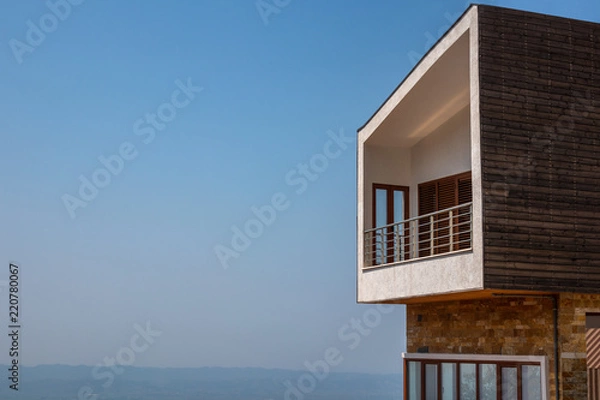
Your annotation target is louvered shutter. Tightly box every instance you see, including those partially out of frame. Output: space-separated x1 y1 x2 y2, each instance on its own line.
418 182 437 216
457 175 473 250
436 178 456 253
418 172 472 255
437 178 457 209
418 182 437 257
458 176 472 205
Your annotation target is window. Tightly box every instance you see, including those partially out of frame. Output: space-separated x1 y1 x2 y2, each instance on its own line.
404 354 546 400
417 172 472 257
363 173 473 268
371 184 409 264
586 314 600 398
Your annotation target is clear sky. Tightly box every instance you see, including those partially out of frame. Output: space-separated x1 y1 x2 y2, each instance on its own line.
1 0 599 375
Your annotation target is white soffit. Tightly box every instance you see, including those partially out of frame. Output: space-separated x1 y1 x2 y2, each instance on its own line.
359 7 476 148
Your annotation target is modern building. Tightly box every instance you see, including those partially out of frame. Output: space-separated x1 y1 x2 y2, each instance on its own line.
356 5 600 399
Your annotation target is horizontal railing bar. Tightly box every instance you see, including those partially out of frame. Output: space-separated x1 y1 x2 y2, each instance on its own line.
429 239 472 250
365 236 473 256
370 224 470 238
364 202 473 233
423 216 468 223
414 233 470 244
368 219 471 235
363 202 473 268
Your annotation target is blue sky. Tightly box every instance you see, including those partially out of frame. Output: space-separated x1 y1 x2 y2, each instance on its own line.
1 0 599 376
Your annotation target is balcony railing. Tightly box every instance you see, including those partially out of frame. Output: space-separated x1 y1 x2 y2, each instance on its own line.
363 202 473 269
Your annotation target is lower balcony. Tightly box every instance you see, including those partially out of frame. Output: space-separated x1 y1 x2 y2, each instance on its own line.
363 203 473 269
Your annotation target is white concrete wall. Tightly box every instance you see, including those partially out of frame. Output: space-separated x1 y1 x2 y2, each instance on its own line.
357 107 479 302
362 105 471 226
468 6 485 305
363 145 411 229
358 251 481 302
409 105 471 216
357 107 477 302
356 7 483 303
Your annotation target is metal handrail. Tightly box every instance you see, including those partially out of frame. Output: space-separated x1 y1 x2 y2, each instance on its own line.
364 202 472 233
363 202 473 268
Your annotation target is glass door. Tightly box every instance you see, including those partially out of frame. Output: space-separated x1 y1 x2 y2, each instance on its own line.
425 363 439 400
373 184 409 264
501 367 517 400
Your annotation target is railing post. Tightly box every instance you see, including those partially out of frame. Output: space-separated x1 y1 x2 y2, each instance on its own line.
429 215 434 256
393 225 398 262
398 225 403 261
362 202 473 269
378 229 380 265
364 231 369 266
449 210 454 251
469 203 473 248
408 221 417 259
410 221 415 260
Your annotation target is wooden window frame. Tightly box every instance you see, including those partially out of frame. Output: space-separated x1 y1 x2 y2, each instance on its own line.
403 353 547 400
586 314 600 398
372 184 410 264
372 184 410 227
417 172 472 256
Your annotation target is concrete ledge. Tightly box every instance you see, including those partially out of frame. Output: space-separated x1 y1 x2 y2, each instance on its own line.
357 251 483 303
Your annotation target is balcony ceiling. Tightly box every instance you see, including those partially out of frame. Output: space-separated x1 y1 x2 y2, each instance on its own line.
365 32 470 148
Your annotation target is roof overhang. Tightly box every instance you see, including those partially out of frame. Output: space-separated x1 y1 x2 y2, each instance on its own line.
358 5 478 148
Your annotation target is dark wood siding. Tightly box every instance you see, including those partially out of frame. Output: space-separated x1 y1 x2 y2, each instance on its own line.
478 6 600 292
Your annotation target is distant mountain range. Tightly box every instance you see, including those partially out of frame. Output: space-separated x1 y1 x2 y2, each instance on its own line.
0 365 402 400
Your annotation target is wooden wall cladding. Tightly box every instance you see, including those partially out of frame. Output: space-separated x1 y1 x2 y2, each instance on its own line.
478 6 600 291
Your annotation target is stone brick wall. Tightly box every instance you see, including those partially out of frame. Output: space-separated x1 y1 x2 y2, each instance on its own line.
406 294 600 399
558 293 600 399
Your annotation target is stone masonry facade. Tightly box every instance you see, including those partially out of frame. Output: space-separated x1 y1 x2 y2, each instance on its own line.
406 293 600 399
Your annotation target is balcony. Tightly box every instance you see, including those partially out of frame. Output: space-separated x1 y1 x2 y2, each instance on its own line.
356 14 485 303
363 202 473 269
356 4 600 303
